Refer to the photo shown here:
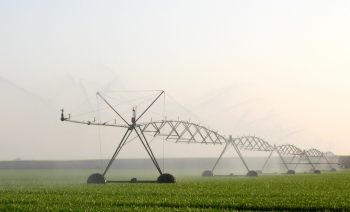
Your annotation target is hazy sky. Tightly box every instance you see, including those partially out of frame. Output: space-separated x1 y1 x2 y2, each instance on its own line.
0 0 349 160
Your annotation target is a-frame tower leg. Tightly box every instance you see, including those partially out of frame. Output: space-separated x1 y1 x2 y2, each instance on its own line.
274 145 295 174
103 128 134 177
260 150 274 173
211 141 230 174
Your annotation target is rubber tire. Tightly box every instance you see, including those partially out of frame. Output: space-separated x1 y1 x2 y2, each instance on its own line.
313 170 321 174
87 173 106 184
287 170 296 175
246 170 258 177
202 170 214 177
157 173 175 183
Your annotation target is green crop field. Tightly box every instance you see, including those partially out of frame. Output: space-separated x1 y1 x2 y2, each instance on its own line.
0 169 349 211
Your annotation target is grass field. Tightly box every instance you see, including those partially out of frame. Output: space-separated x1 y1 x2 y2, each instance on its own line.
0 169 349 211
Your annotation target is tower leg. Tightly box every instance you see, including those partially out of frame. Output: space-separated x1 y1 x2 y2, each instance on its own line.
293 156 301 170
135 127 162 175
260 150 274 173
136 127 175 183
87 128 133 184
231 141 250 173
103 128 133 177
275 148 292 174
211 142 230 173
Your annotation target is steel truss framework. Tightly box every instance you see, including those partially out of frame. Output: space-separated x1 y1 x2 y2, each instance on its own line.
140 120 227 144
305 148 335 171
61 91 338 180
273 145 338 173
140 120 277 175
209 136 275 175
324 152 339 170
141 123 338 174
275 144 315 172
140 121 251 175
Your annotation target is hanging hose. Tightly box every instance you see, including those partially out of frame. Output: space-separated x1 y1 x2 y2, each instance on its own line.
162 92 166 172
96 94 103 172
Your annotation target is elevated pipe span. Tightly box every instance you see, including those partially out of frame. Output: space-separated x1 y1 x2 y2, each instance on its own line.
62 112 333 164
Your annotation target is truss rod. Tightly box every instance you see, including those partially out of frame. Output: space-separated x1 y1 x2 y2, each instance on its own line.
103 128 133 176
134 127 162 175
231 136 250 172
261 150 274 172
283 162 339 165
304 152 316 170
211 142 230 172
136 90 164 122
289 155 297 170
322 154 334 169
294 156 301 170
138 127 162 173
96 92 129 125
275 145 290 171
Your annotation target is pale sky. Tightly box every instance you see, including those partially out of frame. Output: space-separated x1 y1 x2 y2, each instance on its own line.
0 0 349 160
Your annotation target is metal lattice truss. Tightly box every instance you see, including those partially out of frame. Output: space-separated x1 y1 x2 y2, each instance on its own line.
324 151 336 157
306 148 323 157
139 120 227 144
323 152 339 169
276 144 304 156
140 121 278 174
141 121 275 152
304 148 336 171
233 136 274 151
210 135 277 174
272 145 338 172
273 144 315 171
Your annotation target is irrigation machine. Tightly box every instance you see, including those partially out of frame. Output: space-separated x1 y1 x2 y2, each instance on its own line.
61 90 339 183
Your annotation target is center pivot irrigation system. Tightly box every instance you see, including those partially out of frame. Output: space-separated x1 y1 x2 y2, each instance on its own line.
61 90 339 184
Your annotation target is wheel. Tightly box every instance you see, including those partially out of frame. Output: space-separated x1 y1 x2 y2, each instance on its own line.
87 173 106 184
201 170 213 177
157 173 175 183
313 170 321 174
246 170 258 177
287 170 296 175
